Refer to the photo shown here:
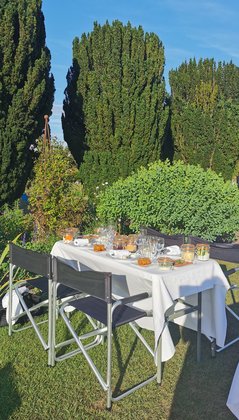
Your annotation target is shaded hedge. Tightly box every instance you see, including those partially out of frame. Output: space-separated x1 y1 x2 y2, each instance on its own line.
97 160 239 241
169 59 239 180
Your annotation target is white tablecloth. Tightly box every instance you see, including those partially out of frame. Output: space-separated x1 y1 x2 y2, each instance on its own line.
51 241 230 362
227 363 239 419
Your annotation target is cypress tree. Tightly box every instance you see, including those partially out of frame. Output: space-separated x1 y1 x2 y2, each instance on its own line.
169 59 239 179
62 20 169 193
0 0 54 206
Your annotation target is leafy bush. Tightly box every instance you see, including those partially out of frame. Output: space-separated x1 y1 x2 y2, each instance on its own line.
25 235 59 254
0 203 31 253
26 139 89 239
97 160 239 241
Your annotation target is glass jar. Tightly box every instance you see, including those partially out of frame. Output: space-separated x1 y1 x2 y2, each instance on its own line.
125 237 137 253
113 235 127 250
196 244 210 261
158 257 174 271
62 228 78 243
181 244 195 262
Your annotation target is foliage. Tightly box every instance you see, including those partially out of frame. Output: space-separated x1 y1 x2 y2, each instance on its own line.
169 59 239 179
0 0 54 206
26 138 89 239
0 203 31 253
0 233 24 297
62 20 170 194
97 160 239 241
25 235 58 254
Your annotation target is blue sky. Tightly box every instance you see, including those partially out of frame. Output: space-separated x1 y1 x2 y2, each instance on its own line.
42 0 239 140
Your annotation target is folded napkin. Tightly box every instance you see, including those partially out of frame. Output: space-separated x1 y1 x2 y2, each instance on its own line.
108 250 131 259
74 238 89 246
227 362 239 419
165 245 181 256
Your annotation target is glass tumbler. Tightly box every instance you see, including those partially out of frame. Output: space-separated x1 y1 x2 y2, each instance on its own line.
181 244 195 262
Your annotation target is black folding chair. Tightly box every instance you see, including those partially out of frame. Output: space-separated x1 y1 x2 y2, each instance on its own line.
188 235 239 353
8 243 78 362
49 257 161 409
142 226 185 247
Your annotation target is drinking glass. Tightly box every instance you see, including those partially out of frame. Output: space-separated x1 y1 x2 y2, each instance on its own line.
155 237 165 257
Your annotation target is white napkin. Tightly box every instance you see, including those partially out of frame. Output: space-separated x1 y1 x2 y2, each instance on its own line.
165 245 181 256
2 286 29 325
108 250 131 259
227 363 239 419
74 238 89 246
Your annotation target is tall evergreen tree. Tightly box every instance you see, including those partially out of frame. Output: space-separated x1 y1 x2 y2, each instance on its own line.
0 0 54 206
62 21 169 193
169 59 239 179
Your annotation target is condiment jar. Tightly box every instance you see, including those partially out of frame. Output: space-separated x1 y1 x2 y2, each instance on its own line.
125 236 137 253
113 236 127 250
196 243 210 261
181 244 195 262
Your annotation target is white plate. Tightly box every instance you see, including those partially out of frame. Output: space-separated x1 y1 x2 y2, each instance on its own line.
108 250 141 261
109 255 132 261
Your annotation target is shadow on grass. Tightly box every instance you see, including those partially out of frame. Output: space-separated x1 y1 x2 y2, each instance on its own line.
167 310 239 420
55 316 89 358
0 363 21 420
112 328 139 397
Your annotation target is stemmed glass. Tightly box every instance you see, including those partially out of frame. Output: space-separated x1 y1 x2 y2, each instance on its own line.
156 237 165 255
152 237 165 261
136 234 165 262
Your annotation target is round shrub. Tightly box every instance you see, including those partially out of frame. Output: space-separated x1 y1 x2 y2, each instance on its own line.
97 160 239 241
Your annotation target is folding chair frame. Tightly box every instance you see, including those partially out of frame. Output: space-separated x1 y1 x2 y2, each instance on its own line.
187 235 239 355
49 257 163 409
8 244 79 364
49 257 202 409
210 269 239 355
166 293 202 362
8 243 53 352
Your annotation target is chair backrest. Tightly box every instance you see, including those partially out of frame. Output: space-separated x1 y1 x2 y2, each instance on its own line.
9 242 51 278
187 236 239 263
143 226 185 247
53 257 112 303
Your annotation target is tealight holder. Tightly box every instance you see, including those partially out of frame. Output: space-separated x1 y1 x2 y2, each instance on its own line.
196 244 210 261
181 244 195 262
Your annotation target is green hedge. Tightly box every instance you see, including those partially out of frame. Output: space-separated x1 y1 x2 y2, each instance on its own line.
97 160 239 241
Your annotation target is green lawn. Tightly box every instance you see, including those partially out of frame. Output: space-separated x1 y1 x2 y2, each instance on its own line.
0 263 238 420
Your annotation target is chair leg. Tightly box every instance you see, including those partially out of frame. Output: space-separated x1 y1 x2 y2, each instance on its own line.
8 263 14 337
106 304 112 410
196 292 202 362
47 279 53 366
156 335 162 384
211 338 216 357
49 280 57 366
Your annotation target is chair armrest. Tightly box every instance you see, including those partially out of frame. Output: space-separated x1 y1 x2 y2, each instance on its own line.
229 284 239 291
226 267 239 277
117 292 151 306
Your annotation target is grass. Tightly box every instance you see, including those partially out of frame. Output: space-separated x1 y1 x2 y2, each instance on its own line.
0 263 238 420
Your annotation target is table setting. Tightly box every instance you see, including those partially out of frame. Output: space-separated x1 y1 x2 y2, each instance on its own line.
51 226 230 362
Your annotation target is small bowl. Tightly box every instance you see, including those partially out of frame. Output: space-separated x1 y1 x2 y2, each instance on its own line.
138 257 152 266
158 257 174 271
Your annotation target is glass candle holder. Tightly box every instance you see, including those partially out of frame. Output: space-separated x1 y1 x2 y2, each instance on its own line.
124 236 137 253
181 244 195 262
62 228 78 244
158 257 174 271
196 244 210 261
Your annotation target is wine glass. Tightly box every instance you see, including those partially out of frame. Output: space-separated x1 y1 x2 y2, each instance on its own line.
155 237 165 257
